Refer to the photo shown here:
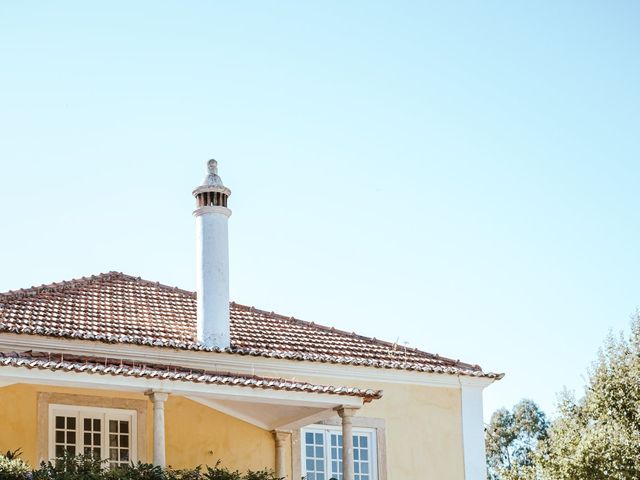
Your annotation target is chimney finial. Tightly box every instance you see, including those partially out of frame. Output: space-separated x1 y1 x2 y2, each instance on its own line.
202 159 225 188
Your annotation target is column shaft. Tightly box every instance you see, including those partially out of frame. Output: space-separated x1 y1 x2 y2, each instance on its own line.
337 407 358 480
273 430 290 479
146 391 169 467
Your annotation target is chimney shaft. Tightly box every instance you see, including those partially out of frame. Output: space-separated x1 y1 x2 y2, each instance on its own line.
193 159 231 348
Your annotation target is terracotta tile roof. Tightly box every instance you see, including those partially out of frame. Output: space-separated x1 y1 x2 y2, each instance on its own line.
0 351 382 401
0 272 502 379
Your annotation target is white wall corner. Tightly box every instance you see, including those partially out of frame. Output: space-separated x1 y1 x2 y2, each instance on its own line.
460 380 487 480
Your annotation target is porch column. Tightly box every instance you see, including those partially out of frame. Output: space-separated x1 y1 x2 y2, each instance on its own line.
337 406 359 480
146 391 169 467
273 430 290 479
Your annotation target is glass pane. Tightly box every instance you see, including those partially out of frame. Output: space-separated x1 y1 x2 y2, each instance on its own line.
84 433 91 444
67 446 76 456
109 434 118 447
120 421 129 433
94 419 101 430
315 446 323 457
56 431 65 443
306 432 314 443
109 420 118 433
315 433 323 444
55 445 64 458
120 450 129 461
67 431 76 444
84 418 91 430
121 435 129 448
56 416 65 429
94 433 101 445
306 460 314 471
361 436 368 448
353 436 359 447
67 417 76 429
110 449 118 460
361 449 368 461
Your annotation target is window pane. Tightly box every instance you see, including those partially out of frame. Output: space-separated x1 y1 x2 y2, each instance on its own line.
66 431 76 444
109 434 118 447
84 418 91 430
109 420 118 432
94 419 101 430
56 416 65 429
56 431 65 443
84 433 91 444
121 435 129 448
66 417 76 429
120 421 129 433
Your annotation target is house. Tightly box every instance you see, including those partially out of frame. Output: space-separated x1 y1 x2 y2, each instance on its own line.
0 160 502 480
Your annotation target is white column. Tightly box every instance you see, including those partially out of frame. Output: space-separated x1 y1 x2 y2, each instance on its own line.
146 391 169 467
273 430 290 479
337 407 359 480
460 379 488 480
194 206 231 348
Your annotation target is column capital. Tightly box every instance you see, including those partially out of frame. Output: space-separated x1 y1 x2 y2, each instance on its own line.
145 390 169 403
273 430 291 444
335 406 359 418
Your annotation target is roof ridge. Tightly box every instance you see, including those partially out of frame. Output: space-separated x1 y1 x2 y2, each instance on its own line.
0 271 196 299
230 301 478 370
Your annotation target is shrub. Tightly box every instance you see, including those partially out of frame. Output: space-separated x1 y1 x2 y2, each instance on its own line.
0 452 282 480
0 450 30 480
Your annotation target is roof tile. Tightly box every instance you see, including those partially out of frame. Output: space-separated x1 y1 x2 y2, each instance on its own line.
0 272 502 379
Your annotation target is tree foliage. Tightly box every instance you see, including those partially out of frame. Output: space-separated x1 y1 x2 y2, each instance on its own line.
537 315 640 479
485 399 548 480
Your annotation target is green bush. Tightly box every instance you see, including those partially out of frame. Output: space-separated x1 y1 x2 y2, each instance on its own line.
0 450 30 480
0 453 282 480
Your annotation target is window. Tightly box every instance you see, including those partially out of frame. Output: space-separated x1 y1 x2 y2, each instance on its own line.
301 425 377 480
49 405 137 469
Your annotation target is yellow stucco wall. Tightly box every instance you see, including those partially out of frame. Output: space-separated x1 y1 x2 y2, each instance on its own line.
164 395 274 471
0 376 463 479
279 373 465 480
0 385 273 473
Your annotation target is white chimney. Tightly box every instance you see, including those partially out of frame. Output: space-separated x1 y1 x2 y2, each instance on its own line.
193 159 231 348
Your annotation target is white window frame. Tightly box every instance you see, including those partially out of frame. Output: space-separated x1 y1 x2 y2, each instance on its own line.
301 424 378 480
48 404 138 467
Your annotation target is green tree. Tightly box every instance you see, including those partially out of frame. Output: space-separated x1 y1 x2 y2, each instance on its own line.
538 315 640 479
485 399 548 480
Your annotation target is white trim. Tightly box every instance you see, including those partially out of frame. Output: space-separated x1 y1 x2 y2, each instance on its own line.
301 424 378 480
185 396 272 430
48 404 138 466
276 408 336 431
0 334 497 389
193 206 232 218
0 365 364 409
460 382 487 480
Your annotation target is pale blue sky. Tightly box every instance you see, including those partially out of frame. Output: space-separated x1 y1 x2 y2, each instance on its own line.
1 1 639 420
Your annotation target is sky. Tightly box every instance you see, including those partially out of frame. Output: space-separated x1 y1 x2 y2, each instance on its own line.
1 1 639 421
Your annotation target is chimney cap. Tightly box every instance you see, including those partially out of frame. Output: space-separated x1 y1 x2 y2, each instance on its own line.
203 159 225 188
193 159 231 196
